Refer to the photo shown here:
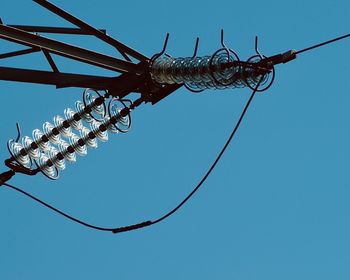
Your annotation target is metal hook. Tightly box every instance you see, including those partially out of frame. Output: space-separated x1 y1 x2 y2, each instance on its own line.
151 33 171 62
219 29 238 64
160 33 170 56
191 37 199 58
220 29 228 49
15 123 21 142
184 37 204 93
255 36 263 59
149 33 171 78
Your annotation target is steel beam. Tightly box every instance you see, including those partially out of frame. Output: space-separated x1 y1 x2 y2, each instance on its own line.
8 25 107 35
0 47 40 59
0 24 144 74
42 49 59 72
0 66 146 92
0 66 115 89
33 0 148 62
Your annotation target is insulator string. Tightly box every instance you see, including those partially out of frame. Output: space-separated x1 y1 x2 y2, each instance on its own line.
7 90 131 180
150 48 271 91
36 109 125 176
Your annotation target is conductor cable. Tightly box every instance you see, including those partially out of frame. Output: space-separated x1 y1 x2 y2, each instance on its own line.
2 78 263 234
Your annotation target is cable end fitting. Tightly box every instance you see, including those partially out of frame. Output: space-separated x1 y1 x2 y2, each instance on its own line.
281 49 297 63
257 49 297 68
0 170 15 186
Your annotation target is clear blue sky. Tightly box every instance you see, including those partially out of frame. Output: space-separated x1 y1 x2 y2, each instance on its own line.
1 0 349 279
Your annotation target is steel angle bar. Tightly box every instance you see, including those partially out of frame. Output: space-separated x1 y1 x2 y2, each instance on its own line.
33 0 148 62
0 66 119 89
8 25 107 35
0 47 40 59
0 25 143 74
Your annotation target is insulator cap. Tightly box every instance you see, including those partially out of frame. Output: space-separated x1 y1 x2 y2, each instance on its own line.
52 127 59 135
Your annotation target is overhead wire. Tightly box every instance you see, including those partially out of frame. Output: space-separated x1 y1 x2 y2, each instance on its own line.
2 77 263 234
3 182 114 231
1 32 350 234
295 33 350 55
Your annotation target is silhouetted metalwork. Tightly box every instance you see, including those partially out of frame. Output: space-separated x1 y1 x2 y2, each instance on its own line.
0 0 349 233
150 32 281 92
0 0 302 107
0 0 296 182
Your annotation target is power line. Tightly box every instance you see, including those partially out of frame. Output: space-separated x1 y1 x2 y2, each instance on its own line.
295 33 350 55
2 78 262 234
